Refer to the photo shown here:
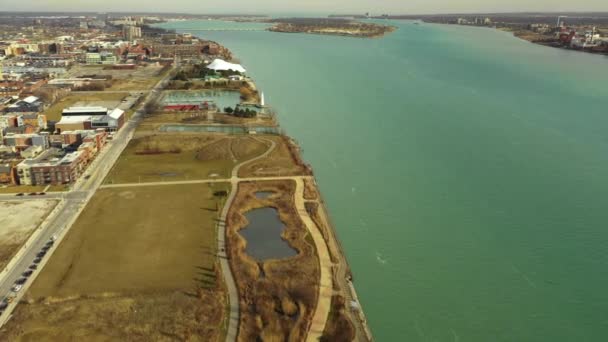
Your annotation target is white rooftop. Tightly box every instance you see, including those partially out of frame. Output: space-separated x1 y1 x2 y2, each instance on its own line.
108 108 124 119
62 106 109 114
207 59 246 73
22 96 39 104
57 115 92 124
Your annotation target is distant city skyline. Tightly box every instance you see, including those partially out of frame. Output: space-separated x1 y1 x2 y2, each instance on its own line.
2 0 608 15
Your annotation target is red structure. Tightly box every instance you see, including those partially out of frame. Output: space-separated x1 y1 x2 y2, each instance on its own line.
164 104 199 111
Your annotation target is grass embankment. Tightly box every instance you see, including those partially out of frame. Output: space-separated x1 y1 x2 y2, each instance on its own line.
0 184 228 341
43 92 128 122
239 135 312 178
0 185 46 194
46 184 70 192
320 295 356 342
305 197 357 341
227 180 319 341
303 178 319 200
104 134 268 184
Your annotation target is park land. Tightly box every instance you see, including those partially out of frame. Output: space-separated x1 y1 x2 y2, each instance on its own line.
1 184 228 341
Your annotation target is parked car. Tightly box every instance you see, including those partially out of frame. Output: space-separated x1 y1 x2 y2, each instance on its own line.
15 193 24 196
11 284 23 292
38 192 46 195
22 270 33 277
15 277 27 285
36 251 46 258
0 298 8 311
29 264 38 270
33 257 42 264
28 192 37 196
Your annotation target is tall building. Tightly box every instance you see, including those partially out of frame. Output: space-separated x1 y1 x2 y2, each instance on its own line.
123 25 142 41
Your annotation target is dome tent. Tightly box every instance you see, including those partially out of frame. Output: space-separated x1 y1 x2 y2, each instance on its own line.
206 59 246 73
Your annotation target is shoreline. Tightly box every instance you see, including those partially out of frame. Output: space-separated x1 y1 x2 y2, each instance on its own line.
419 20 608 56
157 24 374 340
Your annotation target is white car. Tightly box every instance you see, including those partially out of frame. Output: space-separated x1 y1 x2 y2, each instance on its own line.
11 284 22 292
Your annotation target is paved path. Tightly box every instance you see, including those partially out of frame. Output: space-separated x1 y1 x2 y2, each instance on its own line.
96 140 335 341
293 178 334 341
218 137 277 342
314 200 372 341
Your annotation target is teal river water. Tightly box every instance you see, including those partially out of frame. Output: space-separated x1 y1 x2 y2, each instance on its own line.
158 20 608 341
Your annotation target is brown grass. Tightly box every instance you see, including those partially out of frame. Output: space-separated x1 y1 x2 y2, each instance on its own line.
0 185 47 194
320 295 356 342
227 180 320 341
104 134 268 184
1 291 225 342
303 178 319 200
0 184 228 341
109 78 158 91
305 202 339 265
238 135 312 178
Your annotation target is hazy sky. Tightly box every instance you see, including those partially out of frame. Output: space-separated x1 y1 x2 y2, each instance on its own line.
2 0 607 15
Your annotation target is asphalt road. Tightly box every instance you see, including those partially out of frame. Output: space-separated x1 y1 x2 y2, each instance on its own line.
0 70 173 327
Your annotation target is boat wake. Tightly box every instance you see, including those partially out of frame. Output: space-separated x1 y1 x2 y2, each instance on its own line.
376 252 388 265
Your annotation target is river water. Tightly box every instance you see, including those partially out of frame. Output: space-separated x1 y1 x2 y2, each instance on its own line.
158 20 608 341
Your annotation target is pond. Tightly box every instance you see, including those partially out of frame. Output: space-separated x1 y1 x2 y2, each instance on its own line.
239 207 297 260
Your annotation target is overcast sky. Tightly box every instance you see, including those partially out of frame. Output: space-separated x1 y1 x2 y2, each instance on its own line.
2 0 607 15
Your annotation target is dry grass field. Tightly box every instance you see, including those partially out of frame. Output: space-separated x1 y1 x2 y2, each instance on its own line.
227 180 319 341
43 92 128 122
239 135 312 178
0 199 57 271
321 295 356 342
104 134 269 184
0 185 46 194
109 78 159 91
0 184 229 341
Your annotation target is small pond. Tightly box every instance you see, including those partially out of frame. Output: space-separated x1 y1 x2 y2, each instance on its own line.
239 207 297 260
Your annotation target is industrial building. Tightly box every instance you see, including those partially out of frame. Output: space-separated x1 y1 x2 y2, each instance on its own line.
5 96 44 113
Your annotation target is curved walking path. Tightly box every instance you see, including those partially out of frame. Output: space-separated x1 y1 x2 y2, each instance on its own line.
293 178 334 341
218 138 276 342
97 137 335 341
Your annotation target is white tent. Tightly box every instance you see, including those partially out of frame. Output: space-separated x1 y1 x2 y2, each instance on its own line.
207 59 246 73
